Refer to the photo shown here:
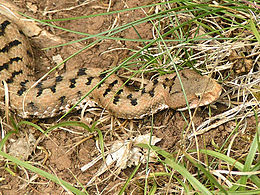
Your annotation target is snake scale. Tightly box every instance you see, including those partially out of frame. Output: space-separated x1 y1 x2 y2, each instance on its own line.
0 14 222 119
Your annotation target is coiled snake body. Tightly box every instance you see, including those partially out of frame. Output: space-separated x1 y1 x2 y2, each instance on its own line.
0 14 222 119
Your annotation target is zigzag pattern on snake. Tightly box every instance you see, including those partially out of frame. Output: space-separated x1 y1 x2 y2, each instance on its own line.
0 14 222 119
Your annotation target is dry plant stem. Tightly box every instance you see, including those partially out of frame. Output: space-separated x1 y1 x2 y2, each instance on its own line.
190 102 259 138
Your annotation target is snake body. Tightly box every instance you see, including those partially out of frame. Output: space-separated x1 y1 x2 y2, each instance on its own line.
0 14 222 119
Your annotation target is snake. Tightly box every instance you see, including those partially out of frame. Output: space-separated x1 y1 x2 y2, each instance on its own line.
0 14 222 119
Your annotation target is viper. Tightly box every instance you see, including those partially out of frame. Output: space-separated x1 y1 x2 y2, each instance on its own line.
0 14 222 119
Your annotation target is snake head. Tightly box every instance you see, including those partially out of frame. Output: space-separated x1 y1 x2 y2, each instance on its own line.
161 70 222 110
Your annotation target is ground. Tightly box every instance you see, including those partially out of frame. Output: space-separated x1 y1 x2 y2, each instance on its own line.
0 0 259 194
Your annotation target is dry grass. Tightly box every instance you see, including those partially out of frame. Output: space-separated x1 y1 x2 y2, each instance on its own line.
0 0 259 194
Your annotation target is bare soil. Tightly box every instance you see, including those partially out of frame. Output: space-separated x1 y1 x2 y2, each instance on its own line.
0 0 258 194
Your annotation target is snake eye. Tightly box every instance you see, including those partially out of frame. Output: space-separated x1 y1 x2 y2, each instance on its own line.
196 93 202 99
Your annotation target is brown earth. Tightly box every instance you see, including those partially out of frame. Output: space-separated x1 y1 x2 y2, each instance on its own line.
0 0 258 194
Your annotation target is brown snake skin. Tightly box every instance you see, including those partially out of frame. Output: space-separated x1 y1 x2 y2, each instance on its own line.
0 14 222 119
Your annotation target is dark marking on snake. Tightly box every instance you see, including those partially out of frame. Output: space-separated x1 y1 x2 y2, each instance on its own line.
0 57 22 71
77 68 87 76
35 82 42 88
172 75 177 84
162 83 166 89
27 101 38 111
36 88 43 97
149 88 155 97
116 89 123 95
85 76 94 85
6 70 23 83
0 40 21 53
99 72 107 79
69 78 76 88
55 75 63 82
35 82 43 97
17 80 29 96
153 78 158 85
59 95 66 105
181 72 188 80
17 86 26 96
127 94 133 99
103 88 111 97
171 91 181 95
102 80 119 96
20 80 29 87
169 85 173 94
109 80 118 87
0 20 10 36
26 50 33 58
0 62 8 71
50 85 56 93
141 88 146 94
97 82 104 89
77 91 82 97
113 95 120 105
130 98 138 106
18 29 25 36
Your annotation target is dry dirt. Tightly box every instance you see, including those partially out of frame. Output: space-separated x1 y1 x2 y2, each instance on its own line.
0 0 258 194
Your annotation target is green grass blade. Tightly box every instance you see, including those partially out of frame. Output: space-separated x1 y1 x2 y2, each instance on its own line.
148 181 157 195
0 130 17 150
0 151 86 194
198 149 244 170
118 163 141 195
184 153 228 194
250 18 260 43
165 157 212 194
45 121 92 134
18 121 45 134
216 189 260 195
238 130 259 190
